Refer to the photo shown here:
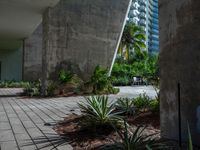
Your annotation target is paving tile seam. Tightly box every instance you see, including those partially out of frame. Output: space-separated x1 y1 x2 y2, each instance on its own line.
1 99 20 150
26 99 61 120
19 99 56 123
35 100 69 116
29 100 65 119
7 98 39 150
19 100 54 123
12 98 59 150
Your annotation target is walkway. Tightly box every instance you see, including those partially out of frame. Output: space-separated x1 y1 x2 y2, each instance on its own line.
0 86 156 150
0 93 83 150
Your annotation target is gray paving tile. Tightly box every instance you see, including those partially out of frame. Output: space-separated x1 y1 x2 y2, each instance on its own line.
0 122 11 130
20 144 36 150
12 125 26 134
0 140 18 150
0 130 15 142
22 121 36 129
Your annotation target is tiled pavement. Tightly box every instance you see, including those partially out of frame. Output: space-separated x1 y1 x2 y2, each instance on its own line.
0 86 156 150
0 89 83 150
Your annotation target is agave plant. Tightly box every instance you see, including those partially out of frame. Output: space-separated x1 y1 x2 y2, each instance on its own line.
99 121 166 150
115 98 136 115
78 95 122 127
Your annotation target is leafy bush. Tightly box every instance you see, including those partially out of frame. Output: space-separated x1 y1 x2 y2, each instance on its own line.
149 99 159 113
58 69 73 83
0 81 30 88
78 95 122 127
134 93 151 111
99 121 166 150
112 76 130 86
46 81 58 96
108 87 120 94
116 98 136 115
111 53 159 86
91 65 112 94
23 82 41 97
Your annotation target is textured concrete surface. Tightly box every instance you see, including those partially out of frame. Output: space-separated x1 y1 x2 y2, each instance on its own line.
24 25 43 81
41 0 131 81
0 0 60 39
159 0 200 145
0 86 156 149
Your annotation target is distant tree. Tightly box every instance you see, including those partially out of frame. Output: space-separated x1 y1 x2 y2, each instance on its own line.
118 22 146 62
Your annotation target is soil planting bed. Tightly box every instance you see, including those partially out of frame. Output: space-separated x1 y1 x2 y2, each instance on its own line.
54 112 160 150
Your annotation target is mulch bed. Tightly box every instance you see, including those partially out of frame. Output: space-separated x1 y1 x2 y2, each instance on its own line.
54 112 160 150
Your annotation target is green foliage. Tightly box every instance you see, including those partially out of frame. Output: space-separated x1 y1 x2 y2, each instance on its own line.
134 93 151 111
116 98 136 115
119 22 146 61
112 54 159 86
149 100 160 113
46 81 58 96
99 121 166 150
108 87 120 94
0 80 30 88
78 95 122 127
188 123 193 150
91 65 112 94
58 69 73 83
23 81 41 97
112 76 130 86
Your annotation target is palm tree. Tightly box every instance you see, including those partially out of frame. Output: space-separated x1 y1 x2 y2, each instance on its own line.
118 22 146 62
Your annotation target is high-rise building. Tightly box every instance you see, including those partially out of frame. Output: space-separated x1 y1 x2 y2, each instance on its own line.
127 0 159 53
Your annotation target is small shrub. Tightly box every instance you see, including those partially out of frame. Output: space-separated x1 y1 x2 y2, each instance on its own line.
112 76 130 86
91 65 111 94
116 98 136 115
149 99 159 113
134 93 150 111
78 95 123 127
99 121 166 150
58 69 73 83
0 81 29 88
46 81 58 96
109 87 120 94
23 82 41 97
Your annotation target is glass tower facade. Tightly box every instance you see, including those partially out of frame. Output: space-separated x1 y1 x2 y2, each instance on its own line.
127 0 159 53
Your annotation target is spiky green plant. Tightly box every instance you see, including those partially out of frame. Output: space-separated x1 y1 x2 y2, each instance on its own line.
116 98 136 115
188 123 193 150
78 95 122 126
99 121 166 150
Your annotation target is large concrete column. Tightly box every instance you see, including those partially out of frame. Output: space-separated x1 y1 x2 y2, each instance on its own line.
159 0 200 145
42 0 131 81
42 8 53 95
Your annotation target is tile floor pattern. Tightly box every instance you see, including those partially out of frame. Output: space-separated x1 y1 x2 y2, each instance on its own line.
0 86 156 150
0 89 83 150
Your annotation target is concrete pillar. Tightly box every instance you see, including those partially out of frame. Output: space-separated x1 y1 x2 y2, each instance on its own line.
41 0 131 82
42 8 52 95
159 0 200 145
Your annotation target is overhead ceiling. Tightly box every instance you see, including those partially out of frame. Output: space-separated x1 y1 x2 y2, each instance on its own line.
0 0 60 40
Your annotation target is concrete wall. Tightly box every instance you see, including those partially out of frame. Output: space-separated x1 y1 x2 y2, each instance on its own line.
42 0 131 80
0 48 22 81
24 25 43 81
159 0 200 145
